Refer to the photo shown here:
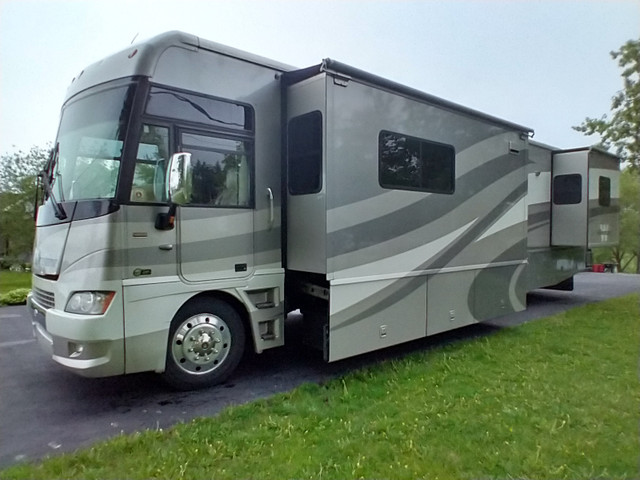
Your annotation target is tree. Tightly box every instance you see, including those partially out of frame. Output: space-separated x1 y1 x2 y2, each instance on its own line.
574 38 640 273
603 168 640 272
0 145 49 264
573 39 640 170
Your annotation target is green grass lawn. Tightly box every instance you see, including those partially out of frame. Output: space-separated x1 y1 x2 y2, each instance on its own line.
3 294 639 479
0 271 31 304
0 270 31 294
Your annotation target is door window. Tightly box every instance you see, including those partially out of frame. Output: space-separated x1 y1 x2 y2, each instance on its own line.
181 132 252 207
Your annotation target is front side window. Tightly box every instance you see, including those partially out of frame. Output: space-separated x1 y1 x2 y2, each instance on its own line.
180 132 251 207
553 174 582 205
379 131 455 194
52 83 136 201
131 125 170 203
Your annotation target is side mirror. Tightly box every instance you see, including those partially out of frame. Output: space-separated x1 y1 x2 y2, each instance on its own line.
166 152 192 205
155 152 192 231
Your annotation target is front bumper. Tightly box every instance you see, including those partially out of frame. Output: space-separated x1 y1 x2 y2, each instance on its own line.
27 291 124 377
28 292 54 355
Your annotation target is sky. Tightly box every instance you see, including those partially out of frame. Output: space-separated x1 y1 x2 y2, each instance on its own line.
0 0 638 156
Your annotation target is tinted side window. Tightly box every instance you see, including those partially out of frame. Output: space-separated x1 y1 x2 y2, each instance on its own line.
379 131 455 194
598 176 611 207
553 174 582 205
288 111 323 195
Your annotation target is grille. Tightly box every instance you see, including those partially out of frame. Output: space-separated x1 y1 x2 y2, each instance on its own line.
32 286 55 310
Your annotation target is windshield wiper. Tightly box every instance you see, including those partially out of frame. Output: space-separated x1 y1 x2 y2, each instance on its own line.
40 143 67 220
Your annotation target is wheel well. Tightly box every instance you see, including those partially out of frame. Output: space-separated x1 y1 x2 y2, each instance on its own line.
185 290 253 350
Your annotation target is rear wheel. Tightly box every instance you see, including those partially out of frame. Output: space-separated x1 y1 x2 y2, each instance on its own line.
162 298 245 390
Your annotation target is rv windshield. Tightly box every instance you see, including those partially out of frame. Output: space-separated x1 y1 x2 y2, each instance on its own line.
51 83 137 202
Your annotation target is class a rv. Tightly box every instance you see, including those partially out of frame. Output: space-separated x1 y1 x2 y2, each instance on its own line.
28 31 620 389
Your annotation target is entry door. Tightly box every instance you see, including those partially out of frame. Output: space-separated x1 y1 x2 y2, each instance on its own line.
551 151 588 246
177 130 254 282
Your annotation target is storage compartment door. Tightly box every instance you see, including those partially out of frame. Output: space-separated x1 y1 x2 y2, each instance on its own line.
328 278 427 362
551 152 588 246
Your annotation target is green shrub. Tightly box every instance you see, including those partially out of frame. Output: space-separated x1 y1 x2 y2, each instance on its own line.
0 288 30 306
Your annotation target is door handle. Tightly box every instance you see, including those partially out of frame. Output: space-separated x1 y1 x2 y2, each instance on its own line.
266 187 274 230
159 244 174 251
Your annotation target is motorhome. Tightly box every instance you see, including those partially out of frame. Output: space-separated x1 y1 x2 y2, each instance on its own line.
28 31 619 389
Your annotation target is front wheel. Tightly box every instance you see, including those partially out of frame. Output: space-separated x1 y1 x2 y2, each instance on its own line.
162 298 245 390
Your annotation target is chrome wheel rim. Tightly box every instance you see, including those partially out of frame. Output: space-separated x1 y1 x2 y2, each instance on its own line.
171 313 231 375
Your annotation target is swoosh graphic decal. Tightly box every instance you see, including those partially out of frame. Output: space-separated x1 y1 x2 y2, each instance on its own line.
328 153 524 259
331 183 527 331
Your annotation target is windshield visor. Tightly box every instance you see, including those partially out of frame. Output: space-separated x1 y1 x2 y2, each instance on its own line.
52 83 137 201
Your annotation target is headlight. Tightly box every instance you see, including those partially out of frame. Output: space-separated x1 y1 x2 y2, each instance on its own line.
65 291 115 315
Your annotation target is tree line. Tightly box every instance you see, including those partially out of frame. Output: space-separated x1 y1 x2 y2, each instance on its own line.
0 145 49 267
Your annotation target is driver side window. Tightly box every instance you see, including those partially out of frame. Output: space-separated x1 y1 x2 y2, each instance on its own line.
131 124 170 202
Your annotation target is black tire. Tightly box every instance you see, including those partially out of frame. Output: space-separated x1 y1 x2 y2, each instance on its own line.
162 298 245 390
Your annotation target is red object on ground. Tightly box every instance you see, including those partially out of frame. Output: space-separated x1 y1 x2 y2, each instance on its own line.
592 264 605 273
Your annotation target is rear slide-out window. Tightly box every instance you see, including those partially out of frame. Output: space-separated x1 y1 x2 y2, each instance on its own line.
553 174 582 205
598 176 611 207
